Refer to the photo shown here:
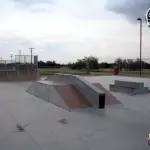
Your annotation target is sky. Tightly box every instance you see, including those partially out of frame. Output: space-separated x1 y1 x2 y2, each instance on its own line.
0 0 150 63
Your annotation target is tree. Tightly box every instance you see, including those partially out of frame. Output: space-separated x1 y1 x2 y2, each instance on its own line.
133 58 140 70
99 62 110 68
115 58 123 70
38 60 61 68
84 56 99 69
67 56 99 70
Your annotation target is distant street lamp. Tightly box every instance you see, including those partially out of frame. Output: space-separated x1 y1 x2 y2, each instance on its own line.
10 54 13 63
19 50 21 63
137 18 142 76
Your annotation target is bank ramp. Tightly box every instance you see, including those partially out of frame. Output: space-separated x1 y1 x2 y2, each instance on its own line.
27 74 106 110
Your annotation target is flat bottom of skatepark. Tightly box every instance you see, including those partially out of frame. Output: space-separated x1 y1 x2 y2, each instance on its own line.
1 76 150 150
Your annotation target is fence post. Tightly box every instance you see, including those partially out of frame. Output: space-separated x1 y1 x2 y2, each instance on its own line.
15 55 16 63
24 56 26 64
28 67 30 76
5 61 6 68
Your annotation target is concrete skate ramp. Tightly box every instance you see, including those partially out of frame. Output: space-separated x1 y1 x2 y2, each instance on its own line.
54 85 92 108
46 74 105 109
26 81 69 110
93 83 122 105
26 81 91 110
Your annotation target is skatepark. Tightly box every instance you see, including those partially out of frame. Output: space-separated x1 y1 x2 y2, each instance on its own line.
1 0 150 149
0 59 150 150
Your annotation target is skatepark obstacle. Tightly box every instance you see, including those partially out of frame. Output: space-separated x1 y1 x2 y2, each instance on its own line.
27 74 106 110
110 80 149 95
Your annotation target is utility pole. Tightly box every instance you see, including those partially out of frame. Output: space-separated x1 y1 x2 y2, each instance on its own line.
137 18 142 76
10 54 13 63
29 48 34 65
0 57 2 64
19 50 21 63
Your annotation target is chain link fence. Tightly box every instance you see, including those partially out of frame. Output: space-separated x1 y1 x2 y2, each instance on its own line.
118 58 150 77
15 55 38 64
0 60 15 64
0 55 38 70
0 55 38 65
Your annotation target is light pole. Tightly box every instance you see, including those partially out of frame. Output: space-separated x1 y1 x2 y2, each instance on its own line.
0 57 2 64
29 48 34 65
19 50 21 63
10 54 13 63
137 18 142 76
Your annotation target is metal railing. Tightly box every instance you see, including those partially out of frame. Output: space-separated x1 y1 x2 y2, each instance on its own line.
0 55 38 65
0 60 16 64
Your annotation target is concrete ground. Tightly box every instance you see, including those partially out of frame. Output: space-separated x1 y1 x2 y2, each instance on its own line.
0 76 150 150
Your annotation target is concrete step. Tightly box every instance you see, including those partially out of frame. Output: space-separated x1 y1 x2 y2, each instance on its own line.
109 84 149 95
110 84 134 94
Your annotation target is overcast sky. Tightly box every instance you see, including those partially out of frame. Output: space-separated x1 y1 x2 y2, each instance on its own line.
0 0 150 63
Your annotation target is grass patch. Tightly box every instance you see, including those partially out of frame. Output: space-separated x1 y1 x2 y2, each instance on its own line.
39 67 150 78
39 67 86 75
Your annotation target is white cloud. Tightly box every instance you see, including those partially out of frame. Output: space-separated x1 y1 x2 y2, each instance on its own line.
0 0 150 63
106 0 150 22
12 0 52 5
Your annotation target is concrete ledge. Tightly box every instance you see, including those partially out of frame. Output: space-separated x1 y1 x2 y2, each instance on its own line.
110 80 149 95
115 80 144 89
131 87 149 95
110 84 134 94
